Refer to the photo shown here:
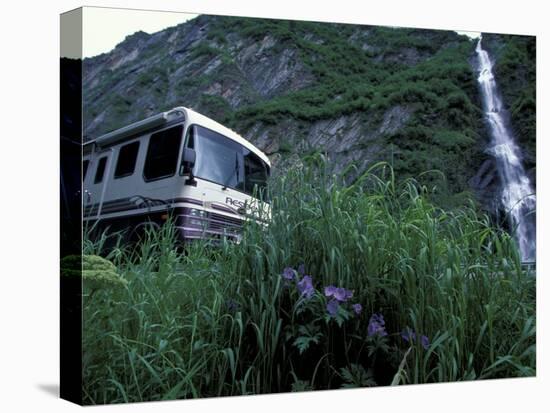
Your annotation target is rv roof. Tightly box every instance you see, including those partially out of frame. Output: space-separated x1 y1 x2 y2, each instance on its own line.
85 107 270 166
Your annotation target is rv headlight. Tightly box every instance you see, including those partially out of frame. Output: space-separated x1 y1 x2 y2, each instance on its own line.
189 208 207 217
183 208 208 229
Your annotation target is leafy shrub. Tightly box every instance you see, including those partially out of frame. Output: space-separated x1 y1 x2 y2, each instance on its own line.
61 254 128 291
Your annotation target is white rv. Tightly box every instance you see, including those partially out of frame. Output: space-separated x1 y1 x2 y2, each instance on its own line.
83 107 271 243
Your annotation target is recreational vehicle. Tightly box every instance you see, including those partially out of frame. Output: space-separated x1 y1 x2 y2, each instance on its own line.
83 107 271 243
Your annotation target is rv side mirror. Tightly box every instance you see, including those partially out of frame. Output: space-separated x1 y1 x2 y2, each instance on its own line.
183 148 196 168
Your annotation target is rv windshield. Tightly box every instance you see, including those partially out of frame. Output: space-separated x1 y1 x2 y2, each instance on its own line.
189 125 269 200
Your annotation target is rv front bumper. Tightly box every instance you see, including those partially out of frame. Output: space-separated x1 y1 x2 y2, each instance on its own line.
175 207 243 243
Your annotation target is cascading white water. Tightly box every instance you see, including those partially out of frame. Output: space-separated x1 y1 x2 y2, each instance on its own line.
475 36 536 261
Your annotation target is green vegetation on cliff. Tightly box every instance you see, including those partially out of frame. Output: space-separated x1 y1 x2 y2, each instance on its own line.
83 16 535 211
483 34 536 176
206 18 485 206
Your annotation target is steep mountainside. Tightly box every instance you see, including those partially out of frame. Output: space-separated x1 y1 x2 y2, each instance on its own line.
482 33 536 181
83 15 534 211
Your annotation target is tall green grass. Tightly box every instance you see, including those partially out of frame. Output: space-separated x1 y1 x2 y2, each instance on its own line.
82 160 535 404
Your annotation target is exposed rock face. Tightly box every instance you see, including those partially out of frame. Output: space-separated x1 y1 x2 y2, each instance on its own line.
83 17 316 138
235 36 314 97
469 158 501 211
481 33 536 187
378 106 412 135
82 16 417 184
82 16 458 143
81 15 528 213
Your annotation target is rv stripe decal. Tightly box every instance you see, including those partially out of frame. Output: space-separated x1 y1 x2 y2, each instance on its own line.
84 196 204 215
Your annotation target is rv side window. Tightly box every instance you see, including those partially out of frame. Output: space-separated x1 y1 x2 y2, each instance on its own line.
83 160 89 181
114 141 140 179
143 125 183 181
187 125 195 149
244 150 269 199
94 157 107 184
180 126 195 175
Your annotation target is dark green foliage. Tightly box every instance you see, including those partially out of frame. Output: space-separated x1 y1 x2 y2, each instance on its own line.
197 94 232 120
208 22 486 202
81 164 535 403
278 138 294 154
484 34 536 176
340 364 376 388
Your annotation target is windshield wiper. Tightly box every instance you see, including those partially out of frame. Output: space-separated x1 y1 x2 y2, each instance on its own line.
222 153 239 190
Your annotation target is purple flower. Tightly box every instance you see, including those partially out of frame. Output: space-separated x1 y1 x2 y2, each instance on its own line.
226 299 239 312
352 303 363 315
297 275 314 298
282 267 295 281
297 263 306 276
420 335 430 350
335 288 353 302
368 313 387 337
401 328 416 343
325 285 353 302
401 328 430 350
327 299 340 316
324 285 337 297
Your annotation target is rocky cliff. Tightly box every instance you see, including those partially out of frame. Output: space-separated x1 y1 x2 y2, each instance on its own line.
482 33 536 181
82 15 535 211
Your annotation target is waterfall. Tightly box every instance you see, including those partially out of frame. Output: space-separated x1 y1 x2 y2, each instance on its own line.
475 36 536 261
